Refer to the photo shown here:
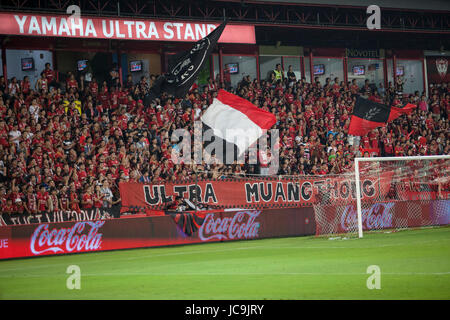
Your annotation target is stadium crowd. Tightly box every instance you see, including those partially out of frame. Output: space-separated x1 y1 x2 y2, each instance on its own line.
0 61 449 214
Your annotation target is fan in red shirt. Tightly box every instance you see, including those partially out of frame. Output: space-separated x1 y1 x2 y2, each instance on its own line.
382 137 392 156
98 89 110 111
25 185 38 215
304 106 315 123
332 78 340 91
368 130 379 149
93 185 104 208
108 153 120 167
82 186 94 209
36 185 50 213
417 134 427 149
120 163 130 179
49 188 59 212
1 199 15 214
69 185 81 212
14 198 26 214
43 63 56 84
361 135 371 149
119 89 129 107
59 186 70 211
36 73 48 93
285 88 294 104
126 95 137 112
110 88 119 109
431 100 441 116
66 74 78 92
325 108 336 122
31 147 44 168
350 80 359 95
423 115 434 131
21 76 31 95
89 78 99 95
394 142 405 156
77 164 88 182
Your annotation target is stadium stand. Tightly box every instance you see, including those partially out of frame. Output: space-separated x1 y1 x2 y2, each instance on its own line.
0 60 448 214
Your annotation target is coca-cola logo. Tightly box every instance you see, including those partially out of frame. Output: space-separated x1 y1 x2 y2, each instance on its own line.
341 203 394 231
199 210 261 241
30 221 105 255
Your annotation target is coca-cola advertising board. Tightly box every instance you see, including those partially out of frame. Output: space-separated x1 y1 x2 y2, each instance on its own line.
0 207 315 260
315 199 450 235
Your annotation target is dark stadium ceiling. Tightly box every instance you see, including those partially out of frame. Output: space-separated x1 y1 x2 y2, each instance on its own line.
255 26 450 51
0 1 448 31
219 0 450 12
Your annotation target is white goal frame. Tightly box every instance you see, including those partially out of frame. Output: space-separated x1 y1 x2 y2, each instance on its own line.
354 155 450 238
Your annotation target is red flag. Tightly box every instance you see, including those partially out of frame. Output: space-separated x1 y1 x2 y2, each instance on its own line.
388 103 416 122
348 97 417 136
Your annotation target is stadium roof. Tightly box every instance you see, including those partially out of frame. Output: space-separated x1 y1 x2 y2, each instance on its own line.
0 0 448 37
223 0 450 12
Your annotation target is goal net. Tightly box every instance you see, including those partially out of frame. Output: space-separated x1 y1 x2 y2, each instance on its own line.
313 155 450 238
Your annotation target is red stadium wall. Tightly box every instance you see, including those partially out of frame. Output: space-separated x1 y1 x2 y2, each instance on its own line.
0 207 316 260
1 200 448 259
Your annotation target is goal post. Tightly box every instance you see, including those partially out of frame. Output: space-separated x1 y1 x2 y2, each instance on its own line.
313 154 450 239
354 155 450 238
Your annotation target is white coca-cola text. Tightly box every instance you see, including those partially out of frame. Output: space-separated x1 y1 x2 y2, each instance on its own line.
30 221 104 255
341 203 394 231
199 211 261 241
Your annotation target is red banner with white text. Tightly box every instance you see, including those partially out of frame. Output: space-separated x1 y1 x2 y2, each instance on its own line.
0 12 255 43
119 175 393 213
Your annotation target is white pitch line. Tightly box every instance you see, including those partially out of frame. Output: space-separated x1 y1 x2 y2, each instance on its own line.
0 271 449 279
0 245 270 272
0 238 448 273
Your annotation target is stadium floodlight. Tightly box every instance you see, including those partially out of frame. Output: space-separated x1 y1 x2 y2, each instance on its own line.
354 155 450 238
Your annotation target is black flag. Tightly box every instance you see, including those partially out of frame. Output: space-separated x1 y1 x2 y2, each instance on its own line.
149 20 227 100
165 211 207 237
348 96 416 136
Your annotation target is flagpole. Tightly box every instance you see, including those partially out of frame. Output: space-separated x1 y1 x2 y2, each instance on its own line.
194 164 198 215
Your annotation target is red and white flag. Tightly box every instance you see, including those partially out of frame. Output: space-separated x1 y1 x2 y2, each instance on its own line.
201 89 276 156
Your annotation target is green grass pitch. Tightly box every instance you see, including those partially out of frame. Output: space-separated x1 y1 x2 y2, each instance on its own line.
0 226 449 300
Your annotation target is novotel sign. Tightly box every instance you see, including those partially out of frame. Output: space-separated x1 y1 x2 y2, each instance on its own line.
0 12 255 44
346 48 382 59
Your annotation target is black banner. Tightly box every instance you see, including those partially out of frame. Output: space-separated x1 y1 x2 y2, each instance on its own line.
348 96 416 136
0 207 121 226
150 20 227 99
